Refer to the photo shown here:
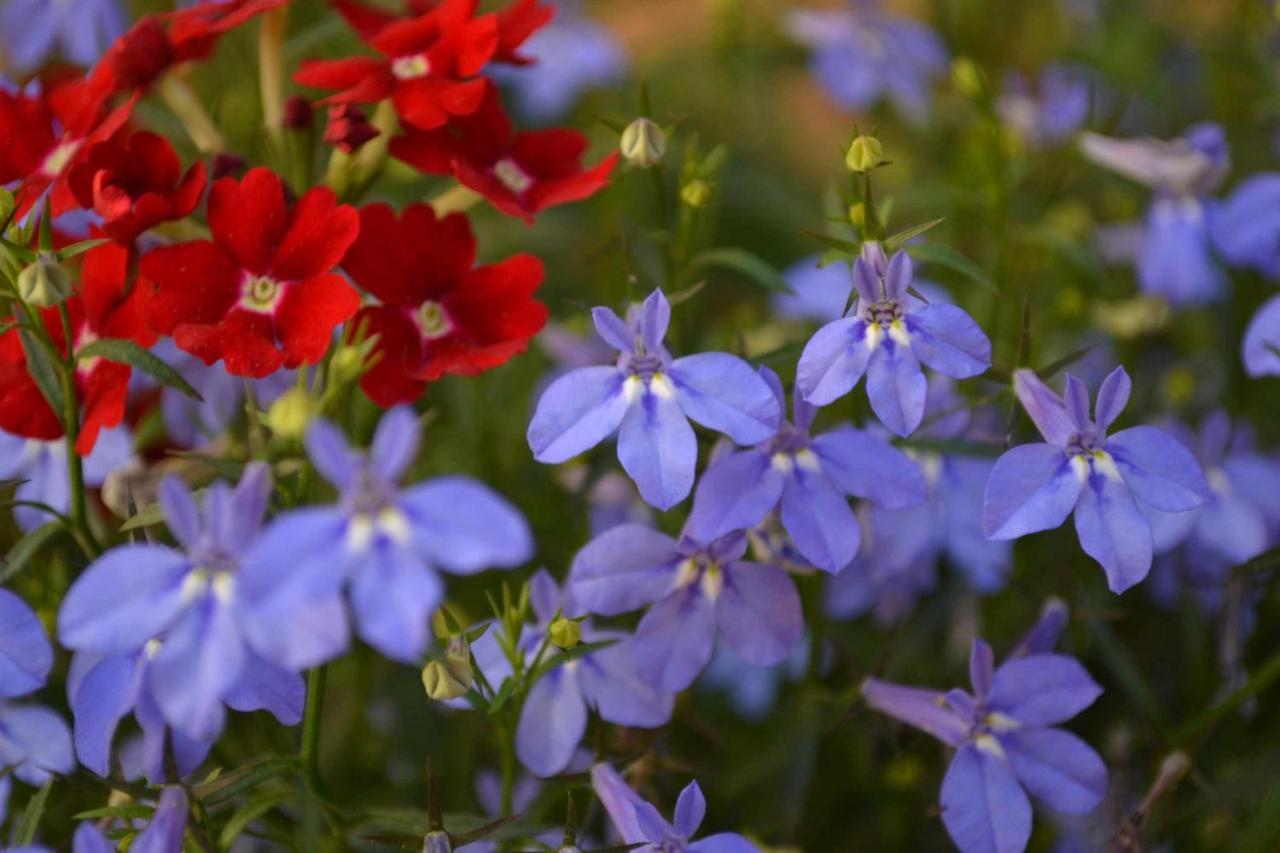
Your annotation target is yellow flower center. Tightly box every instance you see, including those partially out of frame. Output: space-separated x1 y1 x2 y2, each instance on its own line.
391 53 431 80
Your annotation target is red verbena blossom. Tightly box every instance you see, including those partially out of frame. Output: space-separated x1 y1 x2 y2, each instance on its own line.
329 0 552 65
0 73 134 218
340 202 547 407
390 80 617 222
294 0 500 131
99 0 287 93
68 130 207 246
0 242 155 453
142 167 361 379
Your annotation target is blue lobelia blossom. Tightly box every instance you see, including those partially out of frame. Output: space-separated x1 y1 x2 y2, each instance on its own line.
0 0 126 71
132 786 189 853
1242 293 1280 377
0 424 133 531
983 367 1209 593
570 524 803 692
687 365 925 572
57 464 306 748
591 763 761 853
795 248 992 437
1081 124 1231 306
0 589 74 824
785 0 948 123
997 64 1091 148
825 501 938 625
861 600 1107 853
775 255 850 324
1210 173 1280 278
528 289 782 509
490 0 626 123
468 570 673 778
256 407 533 664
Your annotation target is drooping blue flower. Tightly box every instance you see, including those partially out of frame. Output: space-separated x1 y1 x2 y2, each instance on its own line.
491 0 626 123
997 64 1091 147
591 762 761 853
528 289 782 509
0 589 74 819
861 600 1107 853
57 464 306 745
0 424 133 531
785 0 948 123
0 0 126 71
983 367 1209 593
1081 124 1232 306
687 366 926 572
570 525 803 692
796 249 992 437
255 407 533 664
467 569 673 778
132 786 189 853
1210 174 1280 278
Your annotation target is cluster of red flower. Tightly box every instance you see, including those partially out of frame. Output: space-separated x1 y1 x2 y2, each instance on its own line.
0 0 616 453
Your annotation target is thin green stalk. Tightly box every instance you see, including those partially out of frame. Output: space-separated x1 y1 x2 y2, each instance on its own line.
499 721 516 816
56 305 99 557
1175 644 1280 748
300 665 329 798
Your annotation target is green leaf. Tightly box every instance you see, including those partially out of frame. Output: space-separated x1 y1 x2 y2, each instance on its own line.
0 522 63 584
905 242 998 293
15 779 54 845
119 500 168 532
16 321 66 419
193 757 298 805
74 804 157 821
687 248 793 295
219 789 292 847
56 238 109 261
883 218 945 252
486 677 516 714
77 338 202 401
803 230 860 254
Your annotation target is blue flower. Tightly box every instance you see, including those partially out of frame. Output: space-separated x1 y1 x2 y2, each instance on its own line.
468 570 673 778
591 762 761 852
861 601 1107 853
1210 173 1280 278
1242 294 1280 377
257 407 533 664
687 365 926 572
796 249 992 436
570 525 803 692
0 425 132 531
57 464 306 745
528 289 782 509
983 367 1209 593
786 0 948 123
775 255 851 324
0 0 126 71
997 64 1091 147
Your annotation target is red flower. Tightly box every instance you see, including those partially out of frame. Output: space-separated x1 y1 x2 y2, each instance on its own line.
340 202 546 407
0 241 154 453
328 0 551 64
142 167 361 379
323 104 380 153
294 0 499 131
68 130 207 245
0 73 134 218
101 0 287 93
390 81 617 222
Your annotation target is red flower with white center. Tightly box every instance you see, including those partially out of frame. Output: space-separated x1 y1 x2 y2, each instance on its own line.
99 0 288 93
340 202 546 407
389 80 617 223
0 241 155 453
142 167 361 379
294 0 499 131
67 130 207 246
0 73 134 218
328 0 552 64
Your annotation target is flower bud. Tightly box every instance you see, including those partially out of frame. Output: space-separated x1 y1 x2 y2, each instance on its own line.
422 660 470 701
844 134 884 173
283 95 314 130
619 117 666 168
680 178 711 208
848 202 865 230
266 388 319 440
17 252 73 308
951 57 986 99
548 617 581 650
859 240 888 275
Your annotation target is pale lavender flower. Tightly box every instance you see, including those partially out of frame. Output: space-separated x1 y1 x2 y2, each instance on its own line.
0 0 126 71
862 601 1106 853
570 525 803 692
983 367 1208 592
998 65 1091 147
0 425 132 531
528 289 782 509
775 255 851 324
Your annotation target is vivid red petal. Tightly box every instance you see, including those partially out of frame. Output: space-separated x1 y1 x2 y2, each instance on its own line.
494 0 554 64
527 152 618 215
75 361 130 455
352 305 427 408
331 0 398 42
294 57 391 102
208 167 289 274
142 241 241 332
270 186 360 281
388 127 459 175
174 310 284 378
452 159 529 222
275 274 361 367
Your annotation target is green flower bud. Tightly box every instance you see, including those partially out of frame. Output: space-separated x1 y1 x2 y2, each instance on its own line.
680 178 711 208
266 388 319 440
548 617 581 650
951 57 985 99
17 252 74 308
422 660 470 701
844 135 884 173
619 117 666 168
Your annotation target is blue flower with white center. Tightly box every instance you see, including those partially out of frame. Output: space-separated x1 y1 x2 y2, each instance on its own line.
997 64 1091 148
795 249 992 437
528 289 783 510
0 424 132 531
0 0 126 71
687 366 926 573
252 407 533 665
983 367 1209 593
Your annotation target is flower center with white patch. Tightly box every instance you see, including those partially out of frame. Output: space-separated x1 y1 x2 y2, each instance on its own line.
391 53 431 80
493 158 533 193
41 139 80 176
346 505 411 553
415 300 453 340
865 298 904 329
240 274 284 313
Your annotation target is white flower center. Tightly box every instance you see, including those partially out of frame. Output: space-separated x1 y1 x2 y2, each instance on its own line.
41 140 80 176
415 300 453 341
391 53 431 80
240 275 284 313
493 158 533 193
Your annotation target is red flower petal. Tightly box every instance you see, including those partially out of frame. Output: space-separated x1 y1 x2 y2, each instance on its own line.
174 310 284 378
352 305 427 408
341 203 475 306
275 273 361 367
76 361 130 455
270 186 361 282
142 241 241 332
294 57 392 103
0 357 62 440
208 167 289 274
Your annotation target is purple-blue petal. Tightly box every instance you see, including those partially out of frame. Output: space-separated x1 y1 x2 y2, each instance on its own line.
716 562 803 667
669 353 782 445
796 317 873 406
0 589 52 698
866 337 928 437
403 476 532 574
674 780 707 839
349 542 443 662
149 596 243 741
859 679 968 747
570 523 679 616
617 383 697 510
983 444 1083 540
1074 468 1153 593
906 304 992 379
1243 294 1280 377
686 449 786 544
70 652 141 776
58 545 191 655
987 655 1103 726
1002 727 1107 815
1012 369 1074 446
634 586 717 692
133 787 188 853
370 406 421 484
811 426 928 509
516 665 586 777
779 465 861 572
1106 426 1209 512
940 744 1032 853
527 366 629 462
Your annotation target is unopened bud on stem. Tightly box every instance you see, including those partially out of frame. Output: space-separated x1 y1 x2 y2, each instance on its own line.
620 117 666 168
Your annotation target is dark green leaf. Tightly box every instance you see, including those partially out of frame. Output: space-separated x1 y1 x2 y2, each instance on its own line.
119 500 167 532
219 789 293 847
803 230 860 254
77 338 202 401
0 523 63 584
74 804 157 821
56 238 109 261
16 779 54 845
883 218 945 252
16 321 66 419
905 242 998 293
486 677 515 714
687 248 793 295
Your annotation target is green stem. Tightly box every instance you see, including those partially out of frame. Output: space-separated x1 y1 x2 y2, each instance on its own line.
499 721 516 816
1174 644 1280 748
57 306 99 557
300 665 329 798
